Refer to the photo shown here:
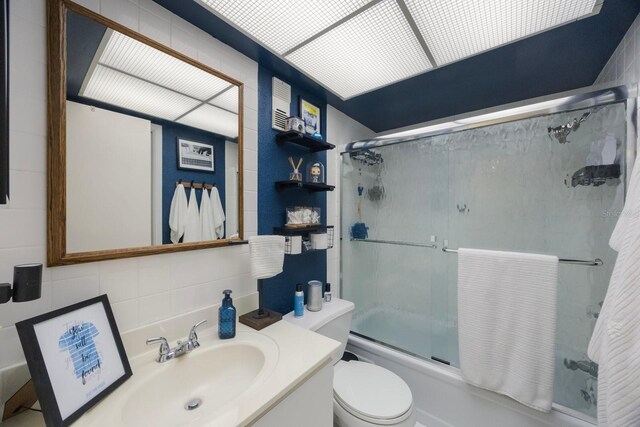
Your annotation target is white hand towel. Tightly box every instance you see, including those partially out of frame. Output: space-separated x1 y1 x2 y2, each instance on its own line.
169 184 188 244
183 188 201 242
200 188 216 241
210 186 226 239
588 141 640 426
249 235 285 279
458 248 558 412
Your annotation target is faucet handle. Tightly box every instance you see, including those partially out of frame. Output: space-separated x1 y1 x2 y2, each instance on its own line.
146 336 170 355
188 320 207 347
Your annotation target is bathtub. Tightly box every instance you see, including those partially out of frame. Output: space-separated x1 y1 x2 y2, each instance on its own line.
347 334 596 427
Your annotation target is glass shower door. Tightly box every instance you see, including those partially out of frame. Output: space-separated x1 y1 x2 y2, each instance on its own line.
341 100 628 420
341 138 450 361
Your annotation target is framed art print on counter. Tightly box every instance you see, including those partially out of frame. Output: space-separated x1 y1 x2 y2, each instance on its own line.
15 295 132 427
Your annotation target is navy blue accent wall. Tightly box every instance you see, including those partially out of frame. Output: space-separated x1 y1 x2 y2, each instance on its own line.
258 65 329 315
161 124 227 244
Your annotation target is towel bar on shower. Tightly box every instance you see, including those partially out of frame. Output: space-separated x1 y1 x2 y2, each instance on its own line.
351 238 437 249
441 247 603 266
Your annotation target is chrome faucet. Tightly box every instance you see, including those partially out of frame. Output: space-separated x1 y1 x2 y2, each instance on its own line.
146 320 207 363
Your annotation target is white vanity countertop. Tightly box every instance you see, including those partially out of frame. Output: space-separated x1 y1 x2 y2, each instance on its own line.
229 320 340 425
4 314 339 427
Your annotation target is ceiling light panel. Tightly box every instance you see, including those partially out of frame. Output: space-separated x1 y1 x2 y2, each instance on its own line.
100 31 231 100
177 103 239 138
196 0 374 55
405 0 599 66
209 85 239 113
285 0 431 99
81 65 201 121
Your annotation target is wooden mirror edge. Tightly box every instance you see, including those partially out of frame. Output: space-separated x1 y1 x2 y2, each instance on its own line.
47 0 245 267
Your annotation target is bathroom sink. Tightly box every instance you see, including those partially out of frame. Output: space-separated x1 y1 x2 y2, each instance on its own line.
78 331 279 427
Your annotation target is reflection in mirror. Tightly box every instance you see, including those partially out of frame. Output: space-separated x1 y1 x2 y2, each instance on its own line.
65 9 240 253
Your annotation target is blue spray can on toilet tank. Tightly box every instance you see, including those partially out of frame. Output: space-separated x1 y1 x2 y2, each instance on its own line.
219 289 236 339
294 283 304 317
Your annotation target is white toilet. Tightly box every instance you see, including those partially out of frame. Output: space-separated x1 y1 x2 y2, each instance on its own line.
284 298 416 427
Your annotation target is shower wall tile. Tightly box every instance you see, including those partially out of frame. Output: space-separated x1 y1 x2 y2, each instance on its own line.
595 12 640 86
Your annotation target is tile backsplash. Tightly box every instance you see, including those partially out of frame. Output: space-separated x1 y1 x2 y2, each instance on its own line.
595 12 640 85
0 0 258 370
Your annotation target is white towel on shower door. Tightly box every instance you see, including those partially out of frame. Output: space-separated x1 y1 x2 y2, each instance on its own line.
183 188 201 242
457 248 558 412
169 184 188 244
588 139 640 426
200 188 216 241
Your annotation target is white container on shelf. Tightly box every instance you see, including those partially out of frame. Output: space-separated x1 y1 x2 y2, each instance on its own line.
310 233 328 250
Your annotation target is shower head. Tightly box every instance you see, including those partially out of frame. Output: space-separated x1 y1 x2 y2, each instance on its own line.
548 111 592 144
350 149 384 166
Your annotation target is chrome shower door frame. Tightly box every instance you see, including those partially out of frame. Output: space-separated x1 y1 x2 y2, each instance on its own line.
340 83 638 260
343 83 637 190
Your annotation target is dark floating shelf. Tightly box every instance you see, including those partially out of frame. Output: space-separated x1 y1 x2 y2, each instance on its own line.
275 180 335 192
274 224 331 236
276 131 335 152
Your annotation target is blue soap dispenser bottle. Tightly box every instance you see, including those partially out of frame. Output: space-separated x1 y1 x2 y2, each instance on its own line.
219 289 236 339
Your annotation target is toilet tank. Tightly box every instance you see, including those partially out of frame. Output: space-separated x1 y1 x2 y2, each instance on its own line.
283 298 354 364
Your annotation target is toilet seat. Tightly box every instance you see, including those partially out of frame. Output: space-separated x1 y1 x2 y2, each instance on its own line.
333 361 413 424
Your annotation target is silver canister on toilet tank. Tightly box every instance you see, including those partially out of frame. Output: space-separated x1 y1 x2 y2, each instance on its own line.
307 280 323 312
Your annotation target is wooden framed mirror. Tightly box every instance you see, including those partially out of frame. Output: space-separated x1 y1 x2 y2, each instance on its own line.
0 0 8 205
47 0 244 266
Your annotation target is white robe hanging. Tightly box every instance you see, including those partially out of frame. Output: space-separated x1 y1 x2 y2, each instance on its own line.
183 188 201 242
168 184 188 244
588 142 640 426
200 188 216 241
210 186 226 239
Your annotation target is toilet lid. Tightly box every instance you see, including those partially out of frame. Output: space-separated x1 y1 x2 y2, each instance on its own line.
333 361 413 420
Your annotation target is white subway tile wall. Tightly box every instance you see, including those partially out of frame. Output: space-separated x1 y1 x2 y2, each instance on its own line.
595 13 640 85
0 0 258 370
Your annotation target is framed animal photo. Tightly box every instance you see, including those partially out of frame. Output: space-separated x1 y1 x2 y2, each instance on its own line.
177 138 215 172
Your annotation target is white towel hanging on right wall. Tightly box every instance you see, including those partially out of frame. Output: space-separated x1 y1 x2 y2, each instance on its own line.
588 137 640 426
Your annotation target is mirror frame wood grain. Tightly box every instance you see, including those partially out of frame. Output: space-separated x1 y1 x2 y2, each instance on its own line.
0 0 7 205
47 0 244 266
